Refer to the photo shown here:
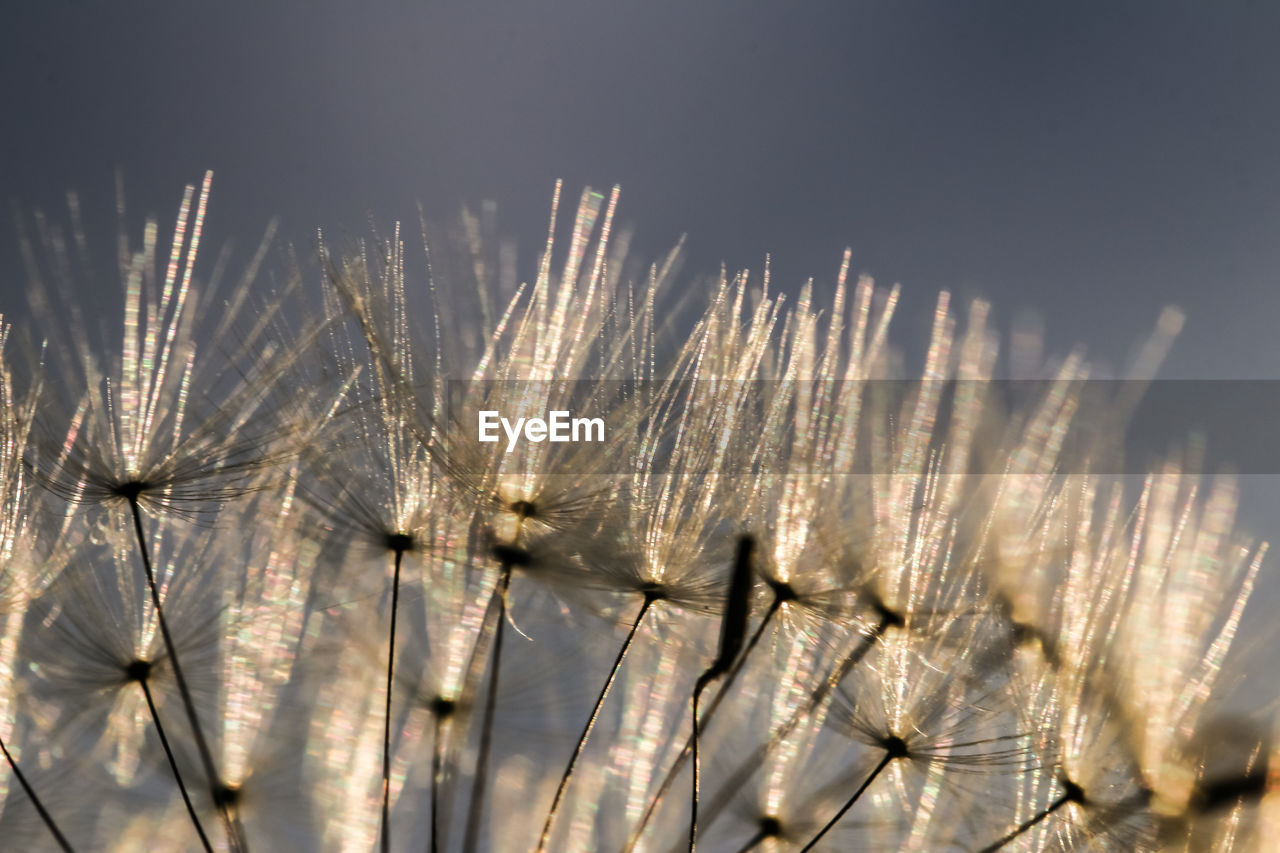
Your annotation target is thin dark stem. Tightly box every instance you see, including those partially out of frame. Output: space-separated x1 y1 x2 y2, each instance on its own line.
138 675 213 852
689 535 755 853
698 598 779 733
461 566 511 853
126 497 244 853
692 612 896 844
380 546 405 853
626 597 782 852
537 594 653 853
430 712 448 853
688 675 711 853
434 562 507 850
800 751 894 851
976 790 1073 853
433 570 502 844
0 733 74 852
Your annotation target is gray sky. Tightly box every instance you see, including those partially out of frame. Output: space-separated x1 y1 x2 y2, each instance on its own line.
5 2 1280 530
5 1 1279 366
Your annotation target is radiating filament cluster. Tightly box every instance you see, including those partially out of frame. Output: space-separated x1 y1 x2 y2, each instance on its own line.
0 175 1273 852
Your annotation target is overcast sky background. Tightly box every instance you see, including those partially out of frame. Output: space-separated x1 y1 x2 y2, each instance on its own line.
4 3 1280 552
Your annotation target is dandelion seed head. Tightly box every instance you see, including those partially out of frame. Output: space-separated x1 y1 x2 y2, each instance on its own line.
1 175 1275 851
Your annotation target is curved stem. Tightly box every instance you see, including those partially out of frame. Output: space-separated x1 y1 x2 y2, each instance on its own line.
0 733 74 852
688 674 712 853
692 614 894 843
461 566 511 853
380 547 405 853
138 676 213 852
126 498 244 853
626 597 781 852
697 598 780 735
688 535 755 853
537 594 653 853
800 751 894 851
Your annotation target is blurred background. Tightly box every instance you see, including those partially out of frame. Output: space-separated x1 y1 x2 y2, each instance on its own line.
3 1 1280 626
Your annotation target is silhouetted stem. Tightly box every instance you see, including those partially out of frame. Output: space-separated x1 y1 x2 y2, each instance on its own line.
976 790 1073 853
430 712 448 853
380 547 405 853
800 751 894 851
692 612 896 843
688 674 711 853
689 536 755 853
126 498 245 853
537 594 654 853
698 598 781 732
461 566 511 853
625 596 782 852
138 675 213 852
436 566 507 848
0 733 74 852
